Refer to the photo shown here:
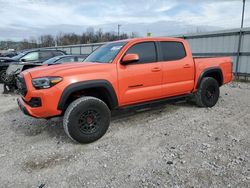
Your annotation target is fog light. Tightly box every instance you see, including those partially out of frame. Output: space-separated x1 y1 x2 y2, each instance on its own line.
28 97 42 107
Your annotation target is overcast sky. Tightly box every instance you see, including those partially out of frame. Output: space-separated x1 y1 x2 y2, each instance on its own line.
0 0 249 41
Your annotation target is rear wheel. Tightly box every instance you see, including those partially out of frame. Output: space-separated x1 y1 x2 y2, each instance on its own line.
63 96 111 144
195 77 220 107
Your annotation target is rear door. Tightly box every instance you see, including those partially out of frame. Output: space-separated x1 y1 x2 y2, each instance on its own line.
159 41 195 96
118 42 163 105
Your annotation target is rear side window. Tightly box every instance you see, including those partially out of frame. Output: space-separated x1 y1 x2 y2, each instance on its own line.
53 51 65 56
160 42 186 61
126 42 157 64
56 57 76 64
39 51 54 61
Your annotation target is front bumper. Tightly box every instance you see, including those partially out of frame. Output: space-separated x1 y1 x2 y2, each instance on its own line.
17 95 62 118
17 72 63 118
17 97 37 118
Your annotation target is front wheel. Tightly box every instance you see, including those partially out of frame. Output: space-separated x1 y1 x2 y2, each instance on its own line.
63 96 111 144
0 69 7 83
195 77 220 107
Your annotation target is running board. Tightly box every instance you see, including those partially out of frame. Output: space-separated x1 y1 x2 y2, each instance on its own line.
114 93 194 114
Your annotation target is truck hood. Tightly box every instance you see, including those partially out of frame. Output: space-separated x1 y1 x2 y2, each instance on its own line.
26 62 102 78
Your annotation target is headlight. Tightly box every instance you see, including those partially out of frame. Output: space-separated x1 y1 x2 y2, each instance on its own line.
32 77 63 89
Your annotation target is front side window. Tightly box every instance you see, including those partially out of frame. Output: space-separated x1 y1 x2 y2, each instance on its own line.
126 42 157 64
84 42 127 63
160 42 186 61
21 52 39 61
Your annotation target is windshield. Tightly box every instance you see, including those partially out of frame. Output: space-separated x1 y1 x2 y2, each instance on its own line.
84 41 127 63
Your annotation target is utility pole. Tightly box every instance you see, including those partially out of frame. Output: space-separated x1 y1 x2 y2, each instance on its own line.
235 0 246 77
241 0 246 28
118 24 121 39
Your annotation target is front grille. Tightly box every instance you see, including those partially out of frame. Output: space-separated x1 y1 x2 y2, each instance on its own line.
16 75 27 96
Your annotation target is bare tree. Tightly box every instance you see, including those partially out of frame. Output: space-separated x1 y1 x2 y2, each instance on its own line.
0 28 133 50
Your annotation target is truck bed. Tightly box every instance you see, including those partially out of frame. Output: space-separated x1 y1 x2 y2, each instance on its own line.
193 56 233 87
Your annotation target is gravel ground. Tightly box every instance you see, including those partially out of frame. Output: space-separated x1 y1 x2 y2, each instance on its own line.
0 82 250 188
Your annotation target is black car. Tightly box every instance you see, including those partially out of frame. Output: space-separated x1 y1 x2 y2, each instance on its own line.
0 49 65 83
0 51 18 58
3 54 86 93
42 55 87 65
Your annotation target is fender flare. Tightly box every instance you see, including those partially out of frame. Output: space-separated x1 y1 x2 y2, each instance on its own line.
197 67 223 88
57 80 118 111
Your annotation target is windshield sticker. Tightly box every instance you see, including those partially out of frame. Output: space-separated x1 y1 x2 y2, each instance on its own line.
111 46 123 51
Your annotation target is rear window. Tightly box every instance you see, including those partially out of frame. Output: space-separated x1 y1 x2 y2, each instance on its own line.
160 42 186 61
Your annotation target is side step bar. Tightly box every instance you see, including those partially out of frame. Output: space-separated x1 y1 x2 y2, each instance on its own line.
113 93 194 115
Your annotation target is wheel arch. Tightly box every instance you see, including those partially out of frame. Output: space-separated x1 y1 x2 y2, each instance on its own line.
57 80 118 112
197 67 223 88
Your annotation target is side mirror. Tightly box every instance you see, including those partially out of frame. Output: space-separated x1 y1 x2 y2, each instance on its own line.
21 58 27 62
121 53 139 65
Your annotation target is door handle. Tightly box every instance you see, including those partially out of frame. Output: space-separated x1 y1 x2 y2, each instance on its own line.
151 67 161 72
183 64 191 68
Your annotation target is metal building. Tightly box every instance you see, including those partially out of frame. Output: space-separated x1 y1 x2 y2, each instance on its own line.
175 27 250 77
47 27 250 78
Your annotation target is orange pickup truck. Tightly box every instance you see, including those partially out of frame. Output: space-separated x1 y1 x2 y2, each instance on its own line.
17 37 233 143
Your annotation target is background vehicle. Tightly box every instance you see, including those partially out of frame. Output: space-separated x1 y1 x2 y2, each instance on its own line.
0 57 15 83
0 49 65 83
4 55 86 92
0 51 18 58
42 55 87 65
17 37 233 144
1 49 66 93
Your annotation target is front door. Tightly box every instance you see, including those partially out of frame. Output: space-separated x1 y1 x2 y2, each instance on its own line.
118 42 163 106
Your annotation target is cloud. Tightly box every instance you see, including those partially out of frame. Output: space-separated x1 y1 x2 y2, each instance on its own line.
0 0 249 40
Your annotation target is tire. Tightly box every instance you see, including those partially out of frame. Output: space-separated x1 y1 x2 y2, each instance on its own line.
0 69 7 83
0 69 15 84
63 96 111 144
195 77 220 107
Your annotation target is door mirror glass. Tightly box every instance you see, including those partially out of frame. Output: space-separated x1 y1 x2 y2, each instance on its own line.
121 54 139 65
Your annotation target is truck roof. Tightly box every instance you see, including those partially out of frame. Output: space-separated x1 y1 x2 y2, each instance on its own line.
116 37 185 43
